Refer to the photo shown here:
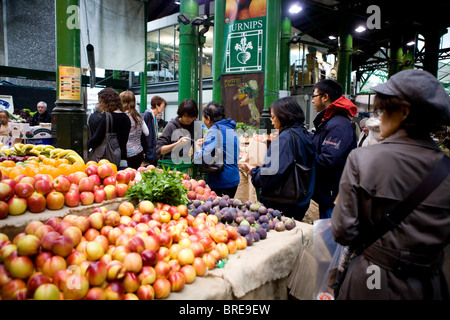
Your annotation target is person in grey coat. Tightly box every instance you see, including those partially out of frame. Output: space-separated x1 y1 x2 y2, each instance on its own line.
332 69 450 300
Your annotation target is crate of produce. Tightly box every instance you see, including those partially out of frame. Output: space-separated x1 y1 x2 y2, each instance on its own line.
158 158 195 177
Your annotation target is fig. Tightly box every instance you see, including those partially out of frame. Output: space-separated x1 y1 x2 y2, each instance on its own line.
222 195 230 201
233 199 243 208
212 198 220 207
257 206 268 215
201 202 211 213
222 211 234 224
245 234 254 246
285 218 296 230
238 225 250 235
245 216 255 225
235 216 244 224
249 203 260 212
193 200 202 208
244 201 252 208
272 209 282 219
258 215 269 224
252 232 260 242
275 221 285 232
219 199 228 209
251 211 260 221
257 227 268 239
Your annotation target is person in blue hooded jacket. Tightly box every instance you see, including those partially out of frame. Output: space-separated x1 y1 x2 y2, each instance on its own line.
244 97 316 221
311 79 358 219
193 101 240 198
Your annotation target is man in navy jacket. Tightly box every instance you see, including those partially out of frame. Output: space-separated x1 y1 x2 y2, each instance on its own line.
312 80 357 219
142 96 166 166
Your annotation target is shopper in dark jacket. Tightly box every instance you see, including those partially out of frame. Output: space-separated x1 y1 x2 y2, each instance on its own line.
88 88 131 168
193 101 240 197
142 96 166 165
245 97 316 221
31 101 51 126
312 80 357 219
156 99 201 161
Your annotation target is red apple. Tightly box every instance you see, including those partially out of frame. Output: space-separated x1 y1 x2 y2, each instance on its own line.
104 281 125 300
153 278 171 299
190 241 205 258
160 210 171 224
93 188 107 203
88 211 104 230
46 191 65 210
141 249 158 267
104 210 121 227
127 236 145 254
64 189 80 207
17 234 40 256
116 170 131 184
136 284 155 300
1 278 27 300
0 182 15 201
84 287 107 300
177 204 189 217
45 216 62 229
192 257 207 276
51 235 74 257
197 179 206 187
118 201 135 217
63 226 83 247
154 260 171 279
24 220 44 235
199 236 214 253
39 230 60 252
138 200 154 215
180 264 196 284
52 176 71 193
85 241 104 261
123 252 143 273
24 191 45 213
8 255 35 279
123 271 140 293
0 200 9 219
84 164 98 176
27 272 52 298
6 197 26 218
79 191 94 206
124 168 136 181
168 271 185 292
107 227 123 245
157 246 171 262
236 235 247 250
102 175 116 186
177 248 195 266
93 235 109 253
213 229 228 243
111 245 130 262
78 176 95 193
143 235 160 252
89 174 101 186
187 190 196 200
115 183 128 197
34 173 53 183
62 274 89 300
84 228 100 242
106 260 126 281
98 163 114 179
202 253 217 270
103 185 116 200
54 221 71 234
66 250 87 267
73 216 89 234
157 232 172 248
85 260 107 286
68 171 88 185
52 269 72 291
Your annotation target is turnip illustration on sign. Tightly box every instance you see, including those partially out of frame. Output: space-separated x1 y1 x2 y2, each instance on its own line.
223 16 265 74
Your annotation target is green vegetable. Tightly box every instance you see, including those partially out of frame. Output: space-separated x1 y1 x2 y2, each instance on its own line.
125 167 189 206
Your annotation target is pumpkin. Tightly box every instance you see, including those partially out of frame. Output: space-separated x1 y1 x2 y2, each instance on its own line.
249 0 266 18
225 0 238 22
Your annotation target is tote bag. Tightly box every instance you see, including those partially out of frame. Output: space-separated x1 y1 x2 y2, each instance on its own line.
88 112 122 167
260 130 312 204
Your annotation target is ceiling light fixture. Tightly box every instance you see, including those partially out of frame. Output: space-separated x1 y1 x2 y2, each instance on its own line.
289 4 302 14
328 35 337 40
175 1 180 5
355 25 366 33
406 41 416 46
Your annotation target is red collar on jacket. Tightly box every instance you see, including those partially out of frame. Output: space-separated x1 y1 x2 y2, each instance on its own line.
322 96 358 121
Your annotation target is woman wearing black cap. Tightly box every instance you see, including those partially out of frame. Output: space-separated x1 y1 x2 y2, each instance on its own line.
331 69 450 300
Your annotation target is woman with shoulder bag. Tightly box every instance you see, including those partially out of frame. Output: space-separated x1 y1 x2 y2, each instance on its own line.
193 101 240 198
244 97 316 221
88 87 131 169
120 90 149 169
331 69 450 300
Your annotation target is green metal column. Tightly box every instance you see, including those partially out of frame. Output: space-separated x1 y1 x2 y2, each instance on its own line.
53 0 87 157
261 0 281 130
423 28 445 77
337 19 352 95
140 0 148 113
178 0 199 104
212 0 225 104
388 34 403 78
280 17 291 91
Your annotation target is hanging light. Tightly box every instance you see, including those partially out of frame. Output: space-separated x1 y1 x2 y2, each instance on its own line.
289 4 302 14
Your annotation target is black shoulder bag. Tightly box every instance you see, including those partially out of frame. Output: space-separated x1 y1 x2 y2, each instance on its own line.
198 124 225 174
260 129 313 204
332 155 450 298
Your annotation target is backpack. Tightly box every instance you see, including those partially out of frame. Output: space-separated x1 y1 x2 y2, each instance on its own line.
88 112 122 166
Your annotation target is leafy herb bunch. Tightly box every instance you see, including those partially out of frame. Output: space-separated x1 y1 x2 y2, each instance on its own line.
125 167 189 206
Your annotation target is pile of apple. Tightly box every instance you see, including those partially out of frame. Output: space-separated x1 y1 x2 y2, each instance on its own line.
0 164 137 219
0 199 248 300
182 178 218 202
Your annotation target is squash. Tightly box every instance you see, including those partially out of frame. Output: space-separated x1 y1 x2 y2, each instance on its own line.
238 8 251 20
249 0 266 18
225 0 238 22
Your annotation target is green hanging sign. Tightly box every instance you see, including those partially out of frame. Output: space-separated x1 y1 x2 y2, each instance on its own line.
223 17 266 74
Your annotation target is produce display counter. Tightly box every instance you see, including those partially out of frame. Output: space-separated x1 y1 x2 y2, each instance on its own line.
0 198 316 300
168 222 315 300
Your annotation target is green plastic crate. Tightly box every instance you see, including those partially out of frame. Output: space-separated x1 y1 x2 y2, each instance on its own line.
157 158 206 181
